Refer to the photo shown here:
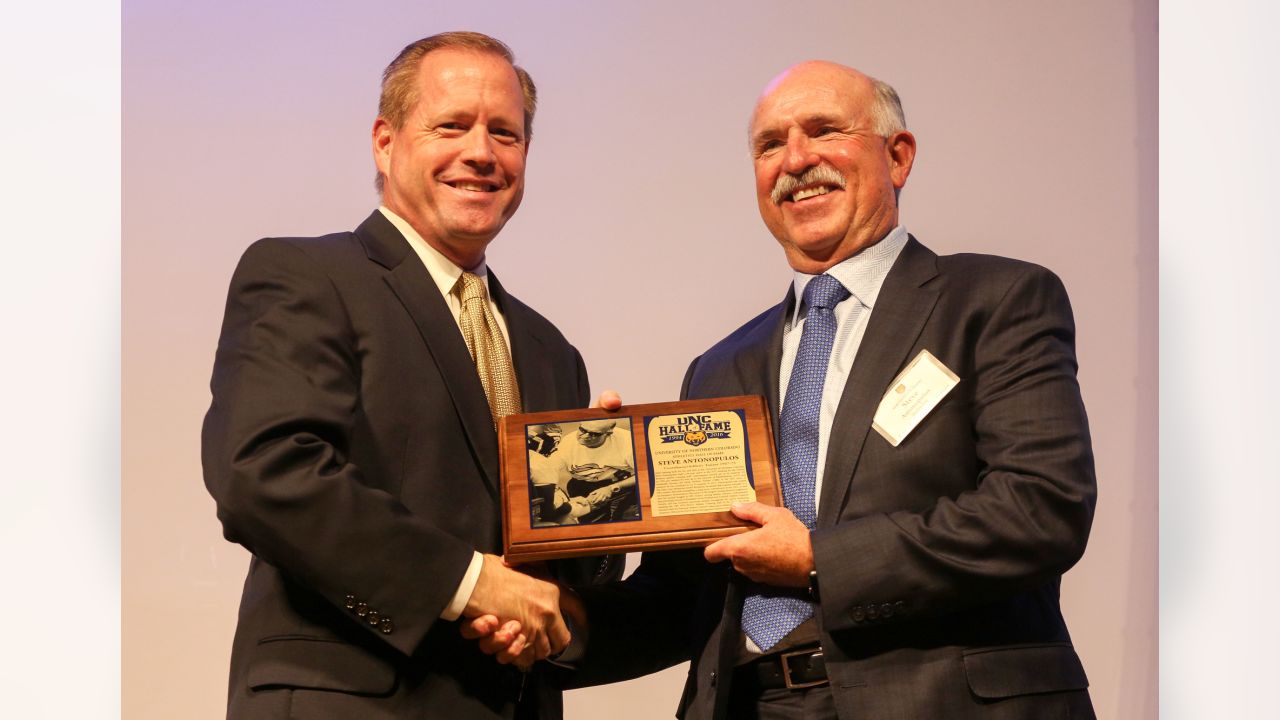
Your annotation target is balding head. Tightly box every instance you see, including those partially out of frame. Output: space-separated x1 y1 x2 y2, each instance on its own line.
576 419 617 448
748 61 916 273
753 62 906 140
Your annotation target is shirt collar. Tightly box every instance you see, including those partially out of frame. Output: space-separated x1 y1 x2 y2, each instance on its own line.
378 206 490 297
790 225 909 319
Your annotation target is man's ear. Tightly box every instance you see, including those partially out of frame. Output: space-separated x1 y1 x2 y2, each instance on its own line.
372 118 393 177
886 130 916 189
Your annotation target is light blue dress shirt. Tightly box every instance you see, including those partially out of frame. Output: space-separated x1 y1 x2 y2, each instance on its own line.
778 225 909 513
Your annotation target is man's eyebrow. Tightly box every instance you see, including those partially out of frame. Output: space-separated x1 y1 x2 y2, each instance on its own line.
797 112 843 127
750 126 784 148
751 113 845 144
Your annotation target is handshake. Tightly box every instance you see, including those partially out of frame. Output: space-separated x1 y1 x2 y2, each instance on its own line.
457 553 586 670
455 499 813 671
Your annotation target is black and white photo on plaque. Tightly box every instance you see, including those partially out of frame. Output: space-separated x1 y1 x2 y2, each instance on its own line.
525 418 641 527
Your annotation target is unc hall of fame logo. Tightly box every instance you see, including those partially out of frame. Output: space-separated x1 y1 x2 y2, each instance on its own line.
655 414 733 446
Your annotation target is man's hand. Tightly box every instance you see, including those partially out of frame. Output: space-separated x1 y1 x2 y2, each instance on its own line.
593 390 622 411
703 502 814 587
462 582 590 670
586 475 635 507
462 555 569 662
460 615 532 668
585 484 615 507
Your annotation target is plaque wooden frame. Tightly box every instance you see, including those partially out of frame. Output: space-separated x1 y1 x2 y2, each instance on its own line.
498 395 781 563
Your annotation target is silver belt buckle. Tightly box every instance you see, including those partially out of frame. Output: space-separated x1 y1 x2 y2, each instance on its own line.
779 648 827 690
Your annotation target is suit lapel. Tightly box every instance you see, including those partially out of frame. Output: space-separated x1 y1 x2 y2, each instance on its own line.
730 290 792 437
817 237 940 527
355 212 501 493
488 271 554 413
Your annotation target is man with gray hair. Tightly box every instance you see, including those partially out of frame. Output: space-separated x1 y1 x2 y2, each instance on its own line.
202 31 619 719
564 419 638 523
499 60 1097 719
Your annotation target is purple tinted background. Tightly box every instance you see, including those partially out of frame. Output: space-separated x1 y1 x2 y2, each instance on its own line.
123 1 1156 717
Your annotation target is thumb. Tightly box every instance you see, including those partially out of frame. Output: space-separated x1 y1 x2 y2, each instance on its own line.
729 501 773 525
593 390 623 411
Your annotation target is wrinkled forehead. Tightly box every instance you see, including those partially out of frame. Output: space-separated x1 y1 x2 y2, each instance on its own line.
749 63 872 136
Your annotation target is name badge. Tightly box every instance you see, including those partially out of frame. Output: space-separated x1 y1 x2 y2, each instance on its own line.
872 350 960 447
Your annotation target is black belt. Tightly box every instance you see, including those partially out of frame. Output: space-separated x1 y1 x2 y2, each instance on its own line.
736 646 828 691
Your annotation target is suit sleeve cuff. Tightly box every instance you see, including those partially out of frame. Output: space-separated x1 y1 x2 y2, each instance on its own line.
548 605 587 667
440 551 483 621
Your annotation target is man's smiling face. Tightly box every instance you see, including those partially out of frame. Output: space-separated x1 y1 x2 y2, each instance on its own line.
374 48 528 268
749 62 914 273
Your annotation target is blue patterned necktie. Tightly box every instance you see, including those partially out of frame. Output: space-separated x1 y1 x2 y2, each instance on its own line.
741 273 852 652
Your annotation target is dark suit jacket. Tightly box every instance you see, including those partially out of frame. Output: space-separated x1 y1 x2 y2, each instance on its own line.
202 211 617 719
572 237 1097 720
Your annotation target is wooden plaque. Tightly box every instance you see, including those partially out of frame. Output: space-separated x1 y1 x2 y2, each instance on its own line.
498 395 781 563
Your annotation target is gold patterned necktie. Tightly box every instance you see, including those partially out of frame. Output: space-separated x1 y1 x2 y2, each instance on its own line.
454 271 522 427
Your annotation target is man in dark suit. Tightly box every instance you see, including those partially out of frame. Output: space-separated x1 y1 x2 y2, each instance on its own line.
202 31 618 719
552 61 1098 718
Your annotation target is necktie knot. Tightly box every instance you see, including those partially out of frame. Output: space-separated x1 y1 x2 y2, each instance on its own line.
455 271 488 305
803 273 850 311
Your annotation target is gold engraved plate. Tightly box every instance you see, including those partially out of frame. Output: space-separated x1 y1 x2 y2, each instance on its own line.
646 410 756 517
872 349 961 447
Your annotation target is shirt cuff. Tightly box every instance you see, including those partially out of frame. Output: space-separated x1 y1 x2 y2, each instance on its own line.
441 551 483 621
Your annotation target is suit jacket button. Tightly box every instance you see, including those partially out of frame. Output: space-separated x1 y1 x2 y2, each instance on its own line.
356 602 369 617
709 671 717 687
867 604 879 620
367 611 381 625
379 618 394 634
880 603 894 619
344 595 356 610
852 607 866 622
894 601 906 616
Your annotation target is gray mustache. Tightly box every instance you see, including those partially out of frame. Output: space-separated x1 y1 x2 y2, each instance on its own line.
770 165 847 204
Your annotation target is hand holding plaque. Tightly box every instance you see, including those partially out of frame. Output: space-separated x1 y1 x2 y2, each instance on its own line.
498 395 781 562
